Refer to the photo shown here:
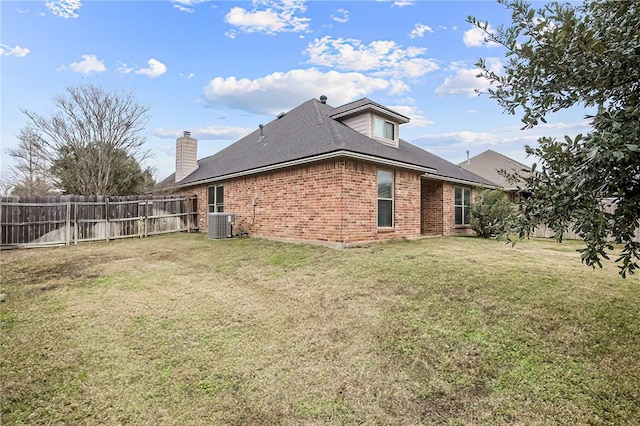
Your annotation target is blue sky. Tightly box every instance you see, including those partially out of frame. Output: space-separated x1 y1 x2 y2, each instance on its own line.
1 0 590 182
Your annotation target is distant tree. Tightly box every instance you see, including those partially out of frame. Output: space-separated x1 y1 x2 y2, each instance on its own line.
7 125 55 196
0 172 16 197
22 84 152 196
469 0 640 277
470 189 514 238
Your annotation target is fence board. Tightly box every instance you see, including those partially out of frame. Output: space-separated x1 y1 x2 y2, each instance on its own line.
1 194 198 248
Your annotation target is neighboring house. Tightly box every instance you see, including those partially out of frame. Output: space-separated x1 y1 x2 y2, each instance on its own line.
159 96 495 245
459 149 531 202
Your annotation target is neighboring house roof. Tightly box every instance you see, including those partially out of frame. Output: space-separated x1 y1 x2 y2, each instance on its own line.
458 149 531 191
160 98 495 189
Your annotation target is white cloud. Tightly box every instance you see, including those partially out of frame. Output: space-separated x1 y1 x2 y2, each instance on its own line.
46 0 82 18
0 44 30 57
172 0 211 13
393 1 414 7
203 68 405 115
331 8 349 23
435 58 502 97
412 119 591 165
388 104 434 127
173 4 195 13
415 130 497 147
116 61 134 74
68 54 107 74
304 36 439 79
153 126 252 141
224 0 310 36
409 23 433 38
135 59 167 78
463 25 499 47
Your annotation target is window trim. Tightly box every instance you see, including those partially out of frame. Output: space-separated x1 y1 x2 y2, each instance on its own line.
207 184 224 213
377 169 394 228
373 116 396 142
454 187 471 226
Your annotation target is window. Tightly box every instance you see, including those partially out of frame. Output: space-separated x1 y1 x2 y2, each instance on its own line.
208 185 224 212
377 170 394 227
374 117 395 141
455 187 471 226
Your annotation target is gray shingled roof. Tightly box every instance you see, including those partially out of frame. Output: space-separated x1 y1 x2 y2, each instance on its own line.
459 149 531 190
161 98 495 188
330 97 410 122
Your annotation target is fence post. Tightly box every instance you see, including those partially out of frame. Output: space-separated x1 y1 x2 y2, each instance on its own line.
66 200 71 245
105 198 110 241
145 201 151 237
138 201 144 239
186 196 191 233
74 202 78 245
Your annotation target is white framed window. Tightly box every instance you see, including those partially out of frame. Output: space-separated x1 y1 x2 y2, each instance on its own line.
208 185 224 213
377 169 394 227
374 117 395 141
455 187 471 226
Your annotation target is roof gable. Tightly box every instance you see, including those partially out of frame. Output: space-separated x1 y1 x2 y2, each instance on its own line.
459 150 531 190
330 97 410 124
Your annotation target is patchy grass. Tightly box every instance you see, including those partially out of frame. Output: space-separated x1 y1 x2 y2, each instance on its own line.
1 234 639 424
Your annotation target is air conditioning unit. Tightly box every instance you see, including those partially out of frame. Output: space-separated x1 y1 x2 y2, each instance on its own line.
208 213 235 239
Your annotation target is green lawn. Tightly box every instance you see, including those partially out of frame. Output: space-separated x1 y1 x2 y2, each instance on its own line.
1 234 639 424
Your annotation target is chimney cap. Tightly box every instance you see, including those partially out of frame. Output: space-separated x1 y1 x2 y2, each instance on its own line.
320 95 327 104
183 131 191 137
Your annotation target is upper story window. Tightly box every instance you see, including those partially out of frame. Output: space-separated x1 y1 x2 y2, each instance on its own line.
374 117 395 141
454 187 471 226
208 185 224 212
377 169 394 227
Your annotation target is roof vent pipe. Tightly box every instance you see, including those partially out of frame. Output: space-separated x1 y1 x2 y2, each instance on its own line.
320 95 327 104
466 150 470 164
258 124 265 142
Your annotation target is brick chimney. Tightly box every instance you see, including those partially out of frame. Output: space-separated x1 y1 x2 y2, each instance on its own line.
175 131 198 182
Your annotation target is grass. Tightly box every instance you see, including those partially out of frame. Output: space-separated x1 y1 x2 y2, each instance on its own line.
1 234 639 425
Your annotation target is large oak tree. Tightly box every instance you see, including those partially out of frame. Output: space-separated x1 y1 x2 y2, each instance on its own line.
470 0 639 277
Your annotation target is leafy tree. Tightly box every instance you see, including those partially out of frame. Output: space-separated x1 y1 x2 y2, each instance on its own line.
22 84 152 196
7 125 55 196
469 0 640 277
470 189 514 238
52 146 156 195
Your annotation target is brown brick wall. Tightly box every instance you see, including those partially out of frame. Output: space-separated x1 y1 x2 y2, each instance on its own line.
421 179 444 235
226 161 344 241
421 180 476 236
442 182 475 236
181 159 423 243
339 162 421 243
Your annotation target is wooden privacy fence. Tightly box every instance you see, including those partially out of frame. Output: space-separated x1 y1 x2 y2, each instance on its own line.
1 194 198 248
531 199 640 242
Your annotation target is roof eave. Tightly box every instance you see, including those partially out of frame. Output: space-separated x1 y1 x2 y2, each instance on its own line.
330 104 410 124
422 173 498 189
174 150 436 188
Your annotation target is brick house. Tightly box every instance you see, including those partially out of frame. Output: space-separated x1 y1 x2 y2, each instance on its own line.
159 96 495 245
